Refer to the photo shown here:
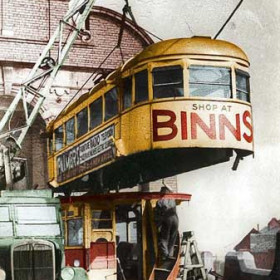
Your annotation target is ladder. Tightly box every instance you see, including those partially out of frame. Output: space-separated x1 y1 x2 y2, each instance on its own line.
178 231 207 280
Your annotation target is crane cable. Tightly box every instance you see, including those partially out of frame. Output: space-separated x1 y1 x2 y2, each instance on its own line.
54 0 162 121
54 45 118 121
214 0 243 39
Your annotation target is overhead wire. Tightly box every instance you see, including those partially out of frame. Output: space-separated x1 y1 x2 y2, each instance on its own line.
214 0 244 39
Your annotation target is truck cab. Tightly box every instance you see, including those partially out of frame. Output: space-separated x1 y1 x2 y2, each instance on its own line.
0 189 87 280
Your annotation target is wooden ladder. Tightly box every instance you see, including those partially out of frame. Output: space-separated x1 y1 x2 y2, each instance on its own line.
178 231 207 280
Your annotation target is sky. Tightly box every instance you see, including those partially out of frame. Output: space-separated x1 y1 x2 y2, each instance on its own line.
94 0 280 258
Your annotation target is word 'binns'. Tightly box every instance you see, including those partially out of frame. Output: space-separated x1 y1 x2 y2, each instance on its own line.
152 109 253 143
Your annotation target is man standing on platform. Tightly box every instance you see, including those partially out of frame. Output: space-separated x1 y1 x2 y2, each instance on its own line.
155 184 179 261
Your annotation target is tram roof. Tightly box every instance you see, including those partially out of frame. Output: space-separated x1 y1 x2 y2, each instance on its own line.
60 192 191 204
122 36 249 71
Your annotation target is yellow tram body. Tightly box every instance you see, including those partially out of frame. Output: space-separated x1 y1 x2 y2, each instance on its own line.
60 192 191 280
47 37 253 191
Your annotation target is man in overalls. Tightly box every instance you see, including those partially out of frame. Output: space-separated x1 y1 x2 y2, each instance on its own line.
155 184 179 261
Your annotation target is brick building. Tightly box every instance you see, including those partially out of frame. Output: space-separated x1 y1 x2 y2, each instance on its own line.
0 0 161 190
234 218 280 269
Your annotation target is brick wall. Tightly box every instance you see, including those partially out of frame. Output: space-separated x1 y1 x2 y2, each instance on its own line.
0 1 154 189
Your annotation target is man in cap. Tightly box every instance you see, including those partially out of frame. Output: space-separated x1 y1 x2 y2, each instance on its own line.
155 183 179 261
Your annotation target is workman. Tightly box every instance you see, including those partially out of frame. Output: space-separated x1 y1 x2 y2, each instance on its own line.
155 184 179 261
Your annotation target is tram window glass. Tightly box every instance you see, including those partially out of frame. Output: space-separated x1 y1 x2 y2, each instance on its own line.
105 87 118 121
123 76 132 110
153 65 184 99
77 108 88 138
65 117 75 145
189 66 231 98
90 97 103 129
92 210 112 229
236 70 250 102
135 70 148 103
54 125 63 151
67 218 83 246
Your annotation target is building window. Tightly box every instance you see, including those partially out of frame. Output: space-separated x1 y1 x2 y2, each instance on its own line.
189 66 231 98
105 88 118 121
90 97 103 129
54 126 63 151
135 70 148 104
77 108 88 138
123 76 132 110
236 70 250 102
153 65 184 99
65 117 75 145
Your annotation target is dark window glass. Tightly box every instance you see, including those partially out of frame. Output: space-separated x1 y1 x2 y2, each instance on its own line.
65 118 75 145
92 220 112 229
92 210 112 229
135 70 148 103
123 76 132 110
54 126 63 151
153 65 184 99
92 210 111 219
236 70 250 102
105 88 118 121
90 97 103 129
77 108 88 138
67 218 83 246
189 66 231 98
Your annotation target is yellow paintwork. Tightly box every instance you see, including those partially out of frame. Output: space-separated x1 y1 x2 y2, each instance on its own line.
60 194 176 280
47 37 252 188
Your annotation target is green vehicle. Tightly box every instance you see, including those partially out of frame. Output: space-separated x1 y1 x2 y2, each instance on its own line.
0 190 87 280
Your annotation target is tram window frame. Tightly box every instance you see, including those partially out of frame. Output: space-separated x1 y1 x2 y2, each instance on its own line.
189 65 232 99
152 65 184 99
76 107 89 138
90 96 103 130
92 209 112 230
135 69 148 104
105 87 119 122
122 76 132 110
236 69 250 102
54 125 64 152
65 117 75 145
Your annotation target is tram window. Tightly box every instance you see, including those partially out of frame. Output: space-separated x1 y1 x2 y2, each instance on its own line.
54 125 63 151
123 76 132 110
92 210 112 229
90 97 103 129
236 70 250 102
189 66 231 98
153 65 184 99
105 87 118 121
65 117 75 145
67 218 83 246
77 108 88 138
135 70 148 103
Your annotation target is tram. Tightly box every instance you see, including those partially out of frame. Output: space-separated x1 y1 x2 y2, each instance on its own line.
60 191 191 280
47 36 253 192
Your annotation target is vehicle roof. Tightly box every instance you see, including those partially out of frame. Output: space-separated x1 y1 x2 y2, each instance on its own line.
122 37 249 71
60 191 192 204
